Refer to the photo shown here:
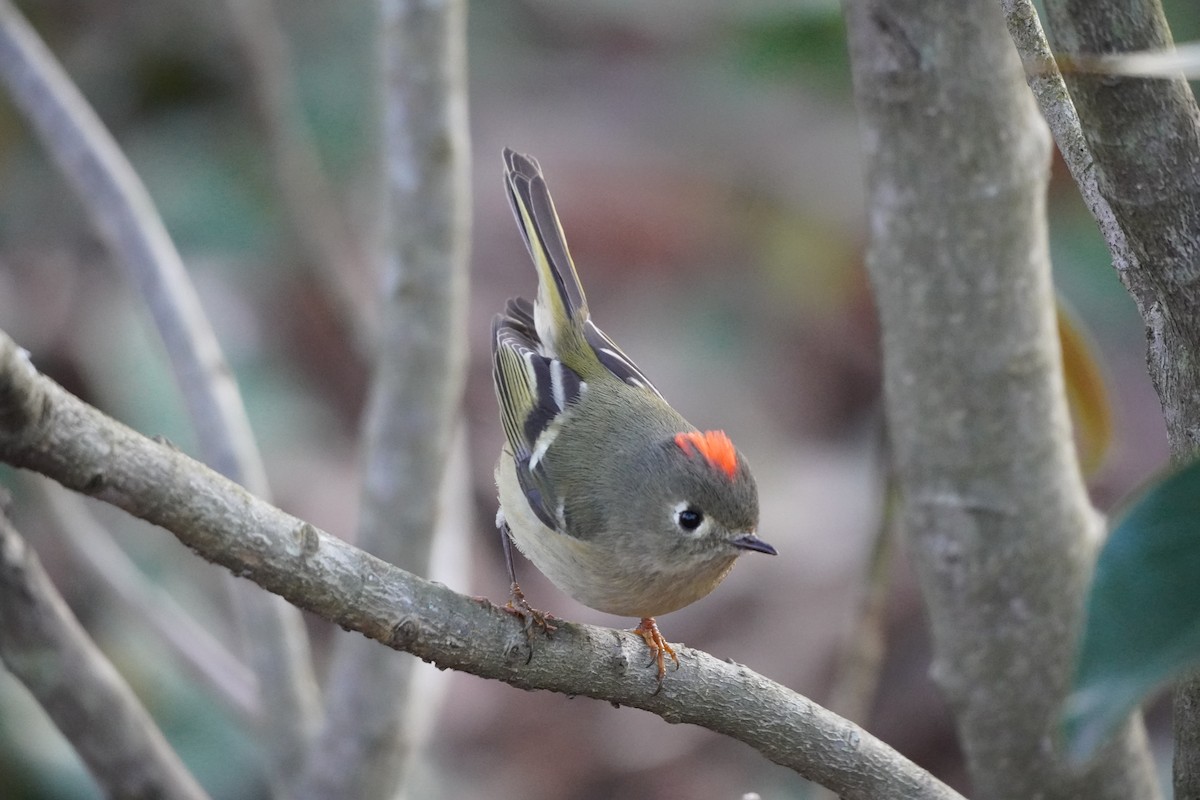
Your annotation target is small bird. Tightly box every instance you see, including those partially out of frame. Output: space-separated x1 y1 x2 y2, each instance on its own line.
492 148 776 683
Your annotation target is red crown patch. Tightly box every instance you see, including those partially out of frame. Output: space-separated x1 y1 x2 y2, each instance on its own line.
674 430 738 479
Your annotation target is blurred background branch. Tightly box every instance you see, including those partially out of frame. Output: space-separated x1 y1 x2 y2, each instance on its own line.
222 0 375 351
0 4 320 794
0 3 321 796
33 480 259 720
294 0 470 798
0 504 208 800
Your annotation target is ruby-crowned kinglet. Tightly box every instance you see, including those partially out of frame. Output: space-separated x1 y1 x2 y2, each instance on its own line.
492 149 776 682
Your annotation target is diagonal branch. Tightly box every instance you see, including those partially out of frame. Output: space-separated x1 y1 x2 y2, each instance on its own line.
0 504 209 800
0 330 963 800
1034 0 1200 456
222 0 375 349
999 0 1135 302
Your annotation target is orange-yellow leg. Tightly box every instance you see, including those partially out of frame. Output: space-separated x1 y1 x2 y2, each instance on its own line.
633 617 679 685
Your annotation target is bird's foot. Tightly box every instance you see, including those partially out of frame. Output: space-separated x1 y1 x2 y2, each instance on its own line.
503 581 557 637
633 617 679 690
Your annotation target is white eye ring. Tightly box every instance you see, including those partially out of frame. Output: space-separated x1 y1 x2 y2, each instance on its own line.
673 501 706 535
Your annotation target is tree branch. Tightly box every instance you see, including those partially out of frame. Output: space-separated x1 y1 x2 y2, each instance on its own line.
0 330 964 800
0 504 209 800
222 0 375 350
843 0 1160 796
34 481 259 719
296 1 471 798
999 0 1135 282
0 3 321 789
1036 0 1200 457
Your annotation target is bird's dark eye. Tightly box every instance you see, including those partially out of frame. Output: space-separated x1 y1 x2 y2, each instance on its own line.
676 507 704 532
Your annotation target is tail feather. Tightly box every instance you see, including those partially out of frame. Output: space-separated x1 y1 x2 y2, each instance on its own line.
503 148 589 338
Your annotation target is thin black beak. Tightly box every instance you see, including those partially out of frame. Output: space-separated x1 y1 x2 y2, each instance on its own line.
731 533 777 556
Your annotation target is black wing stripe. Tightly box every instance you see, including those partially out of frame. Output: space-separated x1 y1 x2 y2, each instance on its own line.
550 358 582 412
516 456 558 530
522 353 559 446
493 302 587 454
584 320 665 399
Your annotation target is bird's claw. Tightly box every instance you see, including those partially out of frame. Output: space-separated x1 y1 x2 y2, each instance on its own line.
633 617 679 692
503 582 557 637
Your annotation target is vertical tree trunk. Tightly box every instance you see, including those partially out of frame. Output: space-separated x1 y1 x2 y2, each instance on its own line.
294 1 470 798
844 0 1160 796
1038 3 1200 792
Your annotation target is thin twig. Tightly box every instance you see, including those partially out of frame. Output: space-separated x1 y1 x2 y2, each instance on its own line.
0 3 321 790
222 0 375 349
825 444 896 726
0 329 964 800
999 0 1134 278
0 504 210 800
33 480 259 719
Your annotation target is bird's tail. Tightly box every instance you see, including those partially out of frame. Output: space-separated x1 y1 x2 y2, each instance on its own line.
503 148 589 351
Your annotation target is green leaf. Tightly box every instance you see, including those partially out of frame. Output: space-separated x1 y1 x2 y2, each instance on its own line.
1063 457 1200 762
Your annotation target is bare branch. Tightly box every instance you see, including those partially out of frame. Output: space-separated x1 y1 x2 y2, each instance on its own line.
0 1 260 490
825 467 895 726
0 330 964 800
0 505 209 800
297 0 471 797
34 481 259 719
844 0 1160 796
1036 0 1200 456
222 0 375 348
1000 0 1135 304
0 2 321 787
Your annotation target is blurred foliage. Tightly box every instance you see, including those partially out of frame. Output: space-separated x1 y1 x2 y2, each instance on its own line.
730 4 851 94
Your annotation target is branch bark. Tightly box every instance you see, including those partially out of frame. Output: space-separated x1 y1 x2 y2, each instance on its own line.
0 330 964 800
0 3 321 790
0 505 209 800
843 0 1160 797
1035 3 1200 463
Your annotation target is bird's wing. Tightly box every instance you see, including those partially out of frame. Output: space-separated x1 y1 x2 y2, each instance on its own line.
492 298 584 530
583 319 665 400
